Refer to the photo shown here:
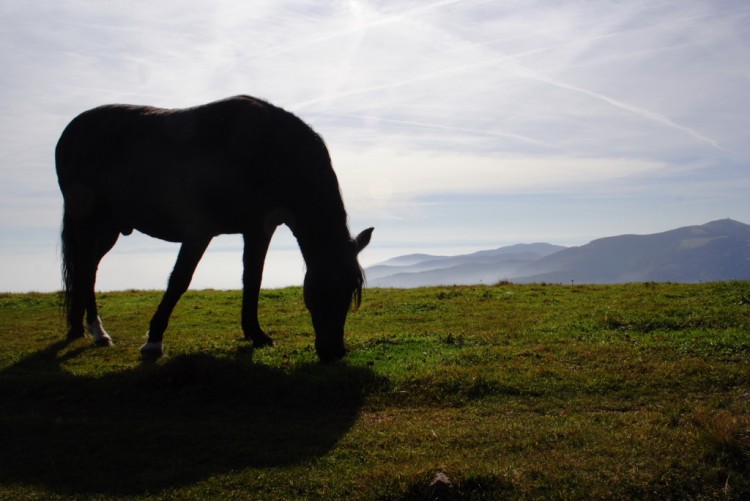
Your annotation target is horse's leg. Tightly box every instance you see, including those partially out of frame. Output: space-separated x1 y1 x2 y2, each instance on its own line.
140 236 211 358
61 206 86 339
62 212 117 344
241 228 275 347
83 218 120 346
63 221 92 341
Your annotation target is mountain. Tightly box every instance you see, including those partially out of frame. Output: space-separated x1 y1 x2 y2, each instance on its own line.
515 219 750 284
366 243 566 287
365 219 750 287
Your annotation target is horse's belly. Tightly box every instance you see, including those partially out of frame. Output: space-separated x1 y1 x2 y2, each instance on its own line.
109 187 250 242
100 157 268 241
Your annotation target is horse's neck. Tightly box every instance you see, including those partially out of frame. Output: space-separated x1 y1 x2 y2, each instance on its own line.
285 159 351 267
291 204 351 268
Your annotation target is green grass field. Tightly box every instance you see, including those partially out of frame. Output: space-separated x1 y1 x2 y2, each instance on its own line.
1 282 749 499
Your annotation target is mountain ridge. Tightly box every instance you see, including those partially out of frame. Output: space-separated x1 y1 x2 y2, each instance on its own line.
366 219 750 287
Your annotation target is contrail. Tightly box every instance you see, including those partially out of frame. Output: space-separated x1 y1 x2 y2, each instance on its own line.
512 70 732 153
248 0 466 61
313 112 551 147
293 18 732 153
290 32 623 109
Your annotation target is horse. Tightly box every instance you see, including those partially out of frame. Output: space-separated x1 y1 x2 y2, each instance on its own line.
56 95 373 363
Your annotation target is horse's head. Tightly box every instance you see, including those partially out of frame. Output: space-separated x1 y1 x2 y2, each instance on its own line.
304 227 373 362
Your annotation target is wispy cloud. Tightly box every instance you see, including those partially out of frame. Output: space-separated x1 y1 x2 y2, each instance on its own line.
498 64 732 153
0 0 748 290
313 112 551 147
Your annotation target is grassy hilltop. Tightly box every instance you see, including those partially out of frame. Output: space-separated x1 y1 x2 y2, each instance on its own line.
1 282 749 499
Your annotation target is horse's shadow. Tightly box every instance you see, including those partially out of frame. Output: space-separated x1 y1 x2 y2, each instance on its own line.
0 340 382 496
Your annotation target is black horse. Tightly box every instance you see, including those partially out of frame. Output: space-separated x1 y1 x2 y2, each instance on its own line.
56 95 372 362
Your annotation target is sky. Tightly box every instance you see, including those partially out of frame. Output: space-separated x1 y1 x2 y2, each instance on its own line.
1 0 748 292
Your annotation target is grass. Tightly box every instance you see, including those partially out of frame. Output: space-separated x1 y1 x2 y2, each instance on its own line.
0 282 749 499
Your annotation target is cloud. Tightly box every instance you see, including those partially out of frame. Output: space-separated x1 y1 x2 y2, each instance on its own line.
333 146 671 215
278 0 748 161
1 0 748 291
504 68 731 153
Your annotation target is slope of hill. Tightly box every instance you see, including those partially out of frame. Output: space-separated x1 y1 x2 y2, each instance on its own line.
366 219 750 287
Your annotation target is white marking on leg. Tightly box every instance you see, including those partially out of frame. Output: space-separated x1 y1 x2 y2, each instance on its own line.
87 316 113 346
140 334 164 358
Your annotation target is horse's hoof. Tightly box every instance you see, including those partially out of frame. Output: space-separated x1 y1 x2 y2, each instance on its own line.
140 341 164 359
245 331 274 349
87 317 112 347
66 330 85 341
94 336 113 347
252 337 274 349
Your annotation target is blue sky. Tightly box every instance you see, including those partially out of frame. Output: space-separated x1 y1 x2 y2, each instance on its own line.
1 0 748 292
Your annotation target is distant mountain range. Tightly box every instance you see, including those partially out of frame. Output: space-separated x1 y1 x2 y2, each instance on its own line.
365 219 750 287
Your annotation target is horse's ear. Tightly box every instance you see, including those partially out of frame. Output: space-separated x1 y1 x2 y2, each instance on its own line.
354 227 374 253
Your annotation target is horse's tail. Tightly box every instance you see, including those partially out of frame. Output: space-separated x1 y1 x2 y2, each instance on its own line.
60 206 76 323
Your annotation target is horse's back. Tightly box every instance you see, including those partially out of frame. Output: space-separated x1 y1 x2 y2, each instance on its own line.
58 96 307 164
55 96 333 240
56 104 158 181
